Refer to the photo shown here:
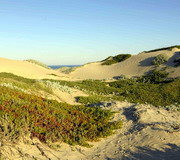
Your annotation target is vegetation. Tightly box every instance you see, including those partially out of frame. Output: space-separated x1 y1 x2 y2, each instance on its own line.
152 54 168 66
0 70 179 149
174 57 180 67
108 76 180 108
25 59 50 69
76 96 112 105
137 70 169 84
0 86 122 146
101 54 131 65
144 45 180 53
44 70 179 109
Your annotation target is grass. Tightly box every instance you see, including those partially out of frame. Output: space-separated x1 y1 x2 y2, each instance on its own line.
25 59 51 69
101 54 131 65
144 45 180 53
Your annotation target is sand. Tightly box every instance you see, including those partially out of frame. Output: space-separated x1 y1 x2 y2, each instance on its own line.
69 47 180 79
1 102 180 160
0 48 180 159
0 57 70 80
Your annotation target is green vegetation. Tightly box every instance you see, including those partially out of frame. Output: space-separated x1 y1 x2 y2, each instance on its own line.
144 45 180 53
0 72 36 84
0 70 179 149
46 79 119 95
0 86 122 146
101 54 131 65
58 66 78 74
25 59 50 69
152 54 168 66
46 71 179 109
0 72 53 94
76 96 112 105
137 70 169 84
108 74 180 108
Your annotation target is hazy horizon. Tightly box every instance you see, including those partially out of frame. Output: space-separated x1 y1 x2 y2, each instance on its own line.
0 0 180 65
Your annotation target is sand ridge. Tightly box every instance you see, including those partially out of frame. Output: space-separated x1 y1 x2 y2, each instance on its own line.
0 57 70 80
69 48 180 79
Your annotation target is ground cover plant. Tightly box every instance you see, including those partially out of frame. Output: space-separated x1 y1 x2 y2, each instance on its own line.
0 85 122 147
101 54 131 65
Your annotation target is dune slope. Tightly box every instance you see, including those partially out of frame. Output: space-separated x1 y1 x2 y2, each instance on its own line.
69 48 180 79
0 58 69 80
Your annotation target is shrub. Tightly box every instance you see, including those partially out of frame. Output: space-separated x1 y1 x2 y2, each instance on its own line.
102 54 131 65
152 54 168 66
137 70 169 84
174 57 180 67
108 78 180 108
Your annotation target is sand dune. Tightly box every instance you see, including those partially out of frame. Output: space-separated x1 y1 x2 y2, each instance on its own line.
69 47 180 79
0 57 70 80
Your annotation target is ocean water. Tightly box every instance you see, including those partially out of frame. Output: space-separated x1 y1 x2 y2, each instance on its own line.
48 65 80 69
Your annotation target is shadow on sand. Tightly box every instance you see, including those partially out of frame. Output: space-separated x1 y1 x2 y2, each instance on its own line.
138 51 180 67
105 143 180 160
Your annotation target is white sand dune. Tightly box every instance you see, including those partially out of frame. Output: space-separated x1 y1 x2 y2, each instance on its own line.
0 57 70 80
69 47 180 79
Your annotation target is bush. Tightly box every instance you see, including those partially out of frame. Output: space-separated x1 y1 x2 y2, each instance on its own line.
102 54 131 65
152 54 168 66
108 78 180 108
174 57 180 67
137 70 169 84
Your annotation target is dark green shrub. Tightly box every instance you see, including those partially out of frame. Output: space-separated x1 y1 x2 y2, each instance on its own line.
102 54 131 65
138 70 169 83
152 54 168 66
174 57 180 67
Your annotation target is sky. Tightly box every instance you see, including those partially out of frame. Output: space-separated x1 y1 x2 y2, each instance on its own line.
0 0 180 65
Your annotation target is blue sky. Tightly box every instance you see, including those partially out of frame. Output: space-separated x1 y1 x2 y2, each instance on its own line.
0 0 180 65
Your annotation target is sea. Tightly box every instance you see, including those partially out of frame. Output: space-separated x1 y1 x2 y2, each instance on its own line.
48 65 80 69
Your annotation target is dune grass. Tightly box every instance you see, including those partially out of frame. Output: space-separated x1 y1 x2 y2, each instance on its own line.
144 45 180 53
25 59 51 69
